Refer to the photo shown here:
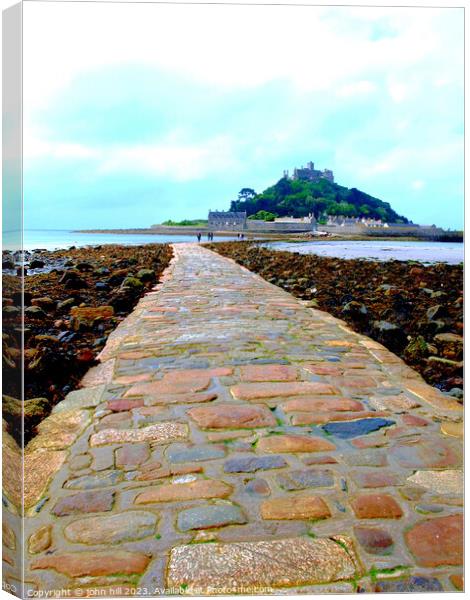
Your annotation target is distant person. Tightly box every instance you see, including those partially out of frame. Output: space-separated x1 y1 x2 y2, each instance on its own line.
197 232 201 242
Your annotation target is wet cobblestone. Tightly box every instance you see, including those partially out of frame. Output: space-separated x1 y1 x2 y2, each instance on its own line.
6 243 462 595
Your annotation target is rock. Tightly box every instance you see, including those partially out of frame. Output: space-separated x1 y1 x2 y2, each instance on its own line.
90 422 188 446
434 332 463 360
449 574 464 590
447 387 464 399
352 470 399 488
2 259 15 269
3 305 20 317
108 269 129 286
351 494 403 519
402 414 429 426
136 269 156 282
57 298 76 311
406 469 463 495
166 443 226 463
19 447 67 509
166 537 360 590
2 522 16 550
239 364 298 382
426 304 446 320
30 259 45 269
64 470 123 490
97 412 133 431
3 395 50 440
231 381 338 400
28 525 52 554
405 514 463 567
276 469 334 490
31 550 151 577
75 262 94 271
375 577 443 593
52 490 115 516
342 301 368 319
121 276 144 291
177 503 246 531
135 479 232 504
416 504 444 514
64 511 157 544
70 305 114 326
107 398 145 412
64 277 88 289
224 455 287 473
188 404 276 429
116 443 150 469
390 438 460 469
440 421 463 437
245 478 270 496
282 397 364 413
257 434 335 454
321 418 395 439
53 385 107 412
354 526 393 555
69 454 93 471
27 409 91 452
25 306 47 319
372 321 407 352
59 269 81 283
261 496 331 520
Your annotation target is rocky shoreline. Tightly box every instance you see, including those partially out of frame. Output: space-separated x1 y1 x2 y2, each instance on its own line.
208 241 463 398
2 244 172 443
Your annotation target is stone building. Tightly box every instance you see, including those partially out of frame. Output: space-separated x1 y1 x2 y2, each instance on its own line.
284 161 334 183
208 211 247 231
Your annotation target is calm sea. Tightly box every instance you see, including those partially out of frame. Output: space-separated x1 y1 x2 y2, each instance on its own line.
4 229 239 251
267 240 464 264
2 230 464 264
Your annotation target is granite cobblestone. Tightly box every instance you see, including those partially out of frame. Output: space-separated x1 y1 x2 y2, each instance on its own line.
12 243 462 595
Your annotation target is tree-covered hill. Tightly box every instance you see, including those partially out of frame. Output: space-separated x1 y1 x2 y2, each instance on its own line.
230 178 408 223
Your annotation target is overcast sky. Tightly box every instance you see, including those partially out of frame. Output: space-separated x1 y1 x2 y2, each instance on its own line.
23 2 464 229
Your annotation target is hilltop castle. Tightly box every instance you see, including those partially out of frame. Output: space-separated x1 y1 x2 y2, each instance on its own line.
283 161 334 183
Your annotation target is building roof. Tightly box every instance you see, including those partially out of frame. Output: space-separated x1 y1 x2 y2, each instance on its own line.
208 211 247 218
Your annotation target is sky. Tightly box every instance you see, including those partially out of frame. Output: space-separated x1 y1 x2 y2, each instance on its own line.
23 1 464 230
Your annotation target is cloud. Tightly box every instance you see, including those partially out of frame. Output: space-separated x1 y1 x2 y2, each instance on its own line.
22 3 464 230
23 4 463 105
97 136 240 181
24 130 241 182
338 81 377 97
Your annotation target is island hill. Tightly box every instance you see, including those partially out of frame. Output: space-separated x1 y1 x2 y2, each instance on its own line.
78 161 460 239
230 162 407 225
159 162 450 239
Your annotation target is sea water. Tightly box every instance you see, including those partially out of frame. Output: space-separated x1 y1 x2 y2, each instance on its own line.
3 229 239 251
267 240 464 264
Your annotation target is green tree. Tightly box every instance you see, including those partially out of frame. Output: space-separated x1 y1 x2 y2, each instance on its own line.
237 188 257 202
248 210 278 221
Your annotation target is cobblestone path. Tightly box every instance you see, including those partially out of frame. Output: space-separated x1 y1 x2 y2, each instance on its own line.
5 244 463 595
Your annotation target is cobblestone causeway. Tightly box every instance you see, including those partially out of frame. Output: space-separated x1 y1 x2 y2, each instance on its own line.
4 244 464 595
